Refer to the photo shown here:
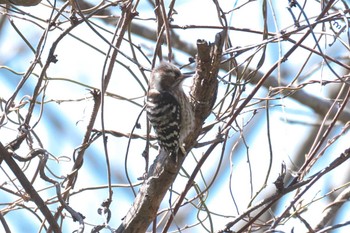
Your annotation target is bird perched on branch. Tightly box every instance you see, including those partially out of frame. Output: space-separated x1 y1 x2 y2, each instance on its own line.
146 62 194 159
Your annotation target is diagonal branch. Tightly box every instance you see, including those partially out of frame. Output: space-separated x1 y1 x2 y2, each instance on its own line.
0 143 60 233
314 184 350 231
115 30 226 233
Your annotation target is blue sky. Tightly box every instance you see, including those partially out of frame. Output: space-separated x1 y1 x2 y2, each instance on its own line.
1 0 350 232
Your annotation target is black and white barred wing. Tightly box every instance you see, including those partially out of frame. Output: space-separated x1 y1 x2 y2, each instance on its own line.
146 90 181 155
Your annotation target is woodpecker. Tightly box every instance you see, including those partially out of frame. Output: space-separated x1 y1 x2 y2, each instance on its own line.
146 62 194 158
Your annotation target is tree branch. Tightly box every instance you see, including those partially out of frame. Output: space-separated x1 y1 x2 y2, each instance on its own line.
0 143 60 233
115 30 226 233
314 180 350 231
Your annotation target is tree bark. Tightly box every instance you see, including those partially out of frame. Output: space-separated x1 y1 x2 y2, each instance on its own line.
115 30 226 233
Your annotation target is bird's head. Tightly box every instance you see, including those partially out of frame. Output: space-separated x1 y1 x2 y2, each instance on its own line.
150 62 191 91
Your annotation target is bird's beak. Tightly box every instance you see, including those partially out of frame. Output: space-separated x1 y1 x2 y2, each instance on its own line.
173 72 193 88
182 72 193 79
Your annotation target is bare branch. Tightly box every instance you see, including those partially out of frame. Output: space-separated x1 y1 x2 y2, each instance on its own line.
115 30 225 233
0 143 60 233
314 184 350 231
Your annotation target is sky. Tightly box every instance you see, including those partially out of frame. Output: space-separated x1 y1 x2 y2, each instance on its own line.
1 0 350 232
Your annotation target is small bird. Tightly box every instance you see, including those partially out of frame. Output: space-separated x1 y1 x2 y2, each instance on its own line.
146 62 194 158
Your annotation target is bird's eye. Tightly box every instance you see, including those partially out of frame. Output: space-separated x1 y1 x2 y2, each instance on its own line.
175 70 181 78
169 69 181 79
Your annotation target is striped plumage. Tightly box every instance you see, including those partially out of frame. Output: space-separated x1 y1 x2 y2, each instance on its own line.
146 62 194 157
